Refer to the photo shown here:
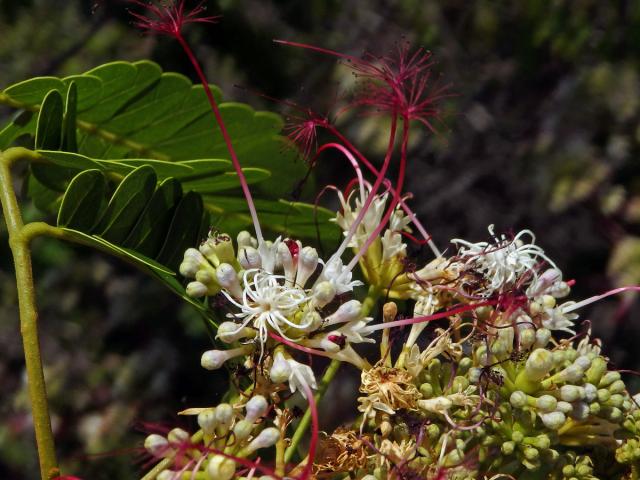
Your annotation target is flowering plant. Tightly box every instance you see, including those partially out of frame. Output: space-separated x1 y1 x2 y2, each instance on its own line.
2 2 640 480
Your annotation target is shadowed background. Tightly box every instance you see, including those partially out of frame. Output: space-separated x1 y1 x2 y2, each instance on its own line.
2 1 640 478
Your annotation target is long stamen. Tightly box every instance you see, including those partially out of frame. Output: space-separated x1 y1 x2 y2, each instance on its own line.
328 115 398 265
311 143 366 204
562 286 640 313
174 36 264 244
327 125 441 257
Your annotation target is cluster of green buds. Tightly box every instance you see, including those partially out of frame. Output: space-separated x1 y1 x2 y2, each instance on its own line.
143 395 280 480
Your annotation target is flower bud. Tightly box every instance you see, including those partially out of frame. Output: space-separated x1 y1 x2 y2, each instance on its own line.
519 327 536 349
468 367 482 384
277 242 295 284
157 471 174 480
216 263 242 298
217 322 254 343
584 383 597 402
201 349 229 370
534 328 551 348
574 355 592 371
238 246 261 270
312 281 336 307
501 441 515 455
570 402 589 420
525 349 554 381
186 281 209 298
245 395 268 423
246 427 280 453
560 385 584 402
180 248 207 277
539 411 566 430
144 434 169 457
324 300 362 327
233 419 254 442
585 357 607 384
237 231 256 248
197 409 217 435
296 246 319 287
610 379 626 394
168 428 189 444
207 455 236 480
556 401 573 414
270 351 291 384
600 371 621 387
510 391 527 408
536 395 557 412
216 403 234 435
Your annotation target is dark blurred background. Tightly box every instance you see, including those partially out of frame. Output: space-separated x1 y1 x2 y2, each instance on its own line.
2 0 640 478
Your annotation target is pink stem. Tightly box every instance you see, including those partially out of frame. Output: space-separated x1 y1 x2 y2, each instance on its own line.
562 286 640 313
327 125 441 257
364 300 497 332
346 116 409 270
268 332 334 359
176 35 263 244
311 143 366 204
328 115 398 264
297 384 319 480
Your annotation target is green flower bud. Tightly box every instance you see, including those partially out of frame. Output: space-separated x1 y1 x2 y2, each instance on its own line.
525 349 554 381
501 441 515 455
608 407 623 421
609 394 624 408
511 431 524 443
589 402 601 415
523 446 539 460
420 383 434 398
600 371 621 388
597 389 611 403
233 419 254 442
536 395 558 412
519 328 536 349
198 409 217 435
215 404 234 435
207 455 236 480
167 428 189 444
610 379 626 394
510 391 528 408
468 367 482 384
452 376 470 393
458 357 472 373
562 464 575 476
585 357 607 384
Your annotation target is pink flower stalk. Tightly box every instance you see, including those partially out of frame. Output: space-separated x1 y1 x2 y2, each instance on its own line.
128 1 264 243
297 383 319 480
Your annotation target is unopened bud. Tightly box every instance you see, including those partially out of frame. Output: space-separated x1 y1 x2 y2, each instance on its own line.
216 263 242 298
168 428 189 444
144 434 169 457
233 419 254 442
325 300 362 327
313 281 336 307
539 411 566 430
207 455 236 480
560 385 584 402
270 351 291 383
245 395 268 423
198 409 217 435
238 246 261 270
536 395 557 412
186 281 209 298
296 246 319 286
246 427 280 453
525 349 554 381
237 231 256 248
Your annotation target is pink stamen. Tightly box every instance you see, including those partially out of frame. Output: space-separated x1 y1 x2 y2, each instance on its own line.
129 1 263 244
268 332 334 359
364 301 497 332
311 143 366 205
296 383 319 480
562 286 640 313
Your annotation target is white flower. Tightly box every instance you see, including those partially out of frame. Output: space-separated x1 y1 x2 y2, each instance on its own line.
452 225 557 296
222 269 313 350
270 351 317 398
539 303 579 333
318 257 362 294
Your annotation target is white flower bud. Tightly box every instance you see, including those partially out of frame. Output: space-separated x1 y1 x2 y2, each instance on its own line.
525 349 554 381
534 328 551 348
179 248 206 277
542 295 556 309
238 246 261 270
157 471 174 480
197 409 217 435
560 385 584 402
237 231 256 248
574 355 592 371
557 364 584 383
570 402 589 420
144 434 169 457
324 300 362 327
296 246 318 287
245 395 268 423
313 281 336 308
510 391 527 408
583 383 597 402
207 455 236 480
201 349 228 370
536 395 557 412
246 427 280 453
217 322 250 343
186 281 209 298
600 371 621 387
215 403 234 434
216 263 242 298
233 419 254 442
167 428 189 444
539 411 566 430
270 351 291 383
277 242 296 284
556 401 573 413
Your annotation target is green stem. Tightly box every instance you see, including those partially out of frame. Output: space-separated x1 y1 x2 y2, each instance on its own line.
0 149 59 479
283 285 381 464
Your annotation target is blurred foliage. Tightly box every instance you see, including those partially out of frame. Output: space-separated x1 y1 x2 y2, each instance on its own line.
2 0 640 478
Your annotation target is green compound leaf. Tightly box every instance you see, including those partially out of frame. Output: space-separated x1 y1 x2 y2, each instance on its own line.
57 169 107 231
0 60 304 198
35 89 63 150
94 165 158 244
62 82 78 152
